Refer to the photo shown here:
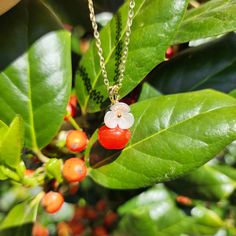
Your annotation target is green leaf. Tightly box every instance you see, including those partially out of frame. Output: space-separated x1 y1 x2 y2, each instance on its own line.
167 165 236 201
0 0 71 149
150 33 236 95
117 185 187 236
212 164 236 181
45 158 63 183
0 198 39 236
229 89 236 98
0 116 24 168
0 120 8 137
87 90 236 189
0 166 8 180
174 0 236 44
116 185 220 236
46 0 121 28
191 206 224 228
75 0 188 113
118 184 174 215
138 82 162 102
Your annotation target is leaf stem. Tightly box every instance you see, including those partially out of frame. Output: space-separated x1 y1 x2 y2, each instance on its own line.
2 167 21 182
34 150 49 163
189 0 200 8
30 191 45 208
68 116 81 130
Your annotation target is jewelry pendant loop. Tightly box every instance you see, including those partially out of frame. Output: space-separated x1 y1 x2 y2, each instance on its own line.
108 85 120 104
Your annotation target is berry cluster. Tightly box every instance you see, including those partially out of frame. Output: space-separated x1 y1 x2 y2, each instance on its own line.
57 199 118 236
41 129 88 214
33 199 118 236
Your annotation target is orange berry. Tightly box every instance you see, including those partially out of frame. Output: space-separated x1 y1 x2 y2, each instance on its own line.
73 206 87 220
66 130 88 152
69 182 80 195
32 222 49 236
57 222 72 236
64 96 77 121
176 195 192 205
93 226 108 236
24 169 34 176
63 158 87 182
96 200 107 211
70 222 85 235
86 207 97 220
104 211 118 226
42 191 64 214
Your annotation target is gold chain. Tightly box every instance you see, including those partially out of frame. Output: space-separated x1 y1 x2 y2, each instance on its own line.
87 0 135 103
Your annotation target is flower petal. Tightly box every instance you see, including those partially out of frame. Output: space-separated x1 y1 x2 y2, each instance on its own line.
104 111 118 128
110 102 130 112
117 112 134 129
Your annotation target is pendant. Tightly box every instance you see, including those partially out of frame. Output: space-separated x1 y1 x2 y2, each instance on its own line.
104 102 134 129
98 102 134 150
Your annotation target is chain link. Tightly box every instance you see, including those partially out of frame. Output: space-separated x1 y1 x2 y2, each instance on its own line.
87 0 135 103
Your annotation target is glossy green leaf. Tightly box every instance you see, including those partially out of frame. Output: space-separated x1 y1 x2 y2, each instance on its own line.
0 0 71 149
87 90 236 189
0 120 8 137
150 33 236 95
117 185 187 236
191 206 224 228
75 0 188 113
212 164 236 181
118 184 174 215
229 89 236 98
0 116 24 168
174 0 236 44
46 0 122 28
0 198 39 236
138 82 162 102
116 185 220 236
45 158 63 183
167 165 236 201
0 166 8 180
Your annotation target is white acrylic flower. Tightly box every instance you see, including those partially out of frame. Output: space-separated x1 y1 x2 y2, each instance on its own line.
104 102 134 129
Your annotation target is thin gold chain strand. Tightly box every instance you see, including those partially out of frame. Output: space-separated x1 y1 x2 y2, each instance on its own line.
87 0 135 102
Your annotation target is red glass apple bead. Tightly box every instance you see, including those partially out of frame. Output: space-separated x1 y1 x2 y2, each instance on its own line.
98 125 131 150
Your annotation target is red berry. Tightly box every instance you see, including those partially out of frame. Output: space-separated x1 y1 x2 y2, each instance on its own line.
64 96 77 121
57 222 72 236
86 207 97 220
66 130 88 152
41 191 64 214
176 195 192 205
63 158 87 182
104 211 118 226
98 125 131 150
73 206 87 220
32 222 49 236
69 95 77 107
63 23 73 32
165 47 174 59
96 199 107 212
69 182 80 195
64 103 76 121
93 226 108 236
24 169 34 176
69 222 85 235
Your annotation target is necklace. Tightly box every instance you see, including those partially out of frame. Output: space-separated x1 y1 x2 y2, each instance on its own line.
88 0 135 149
